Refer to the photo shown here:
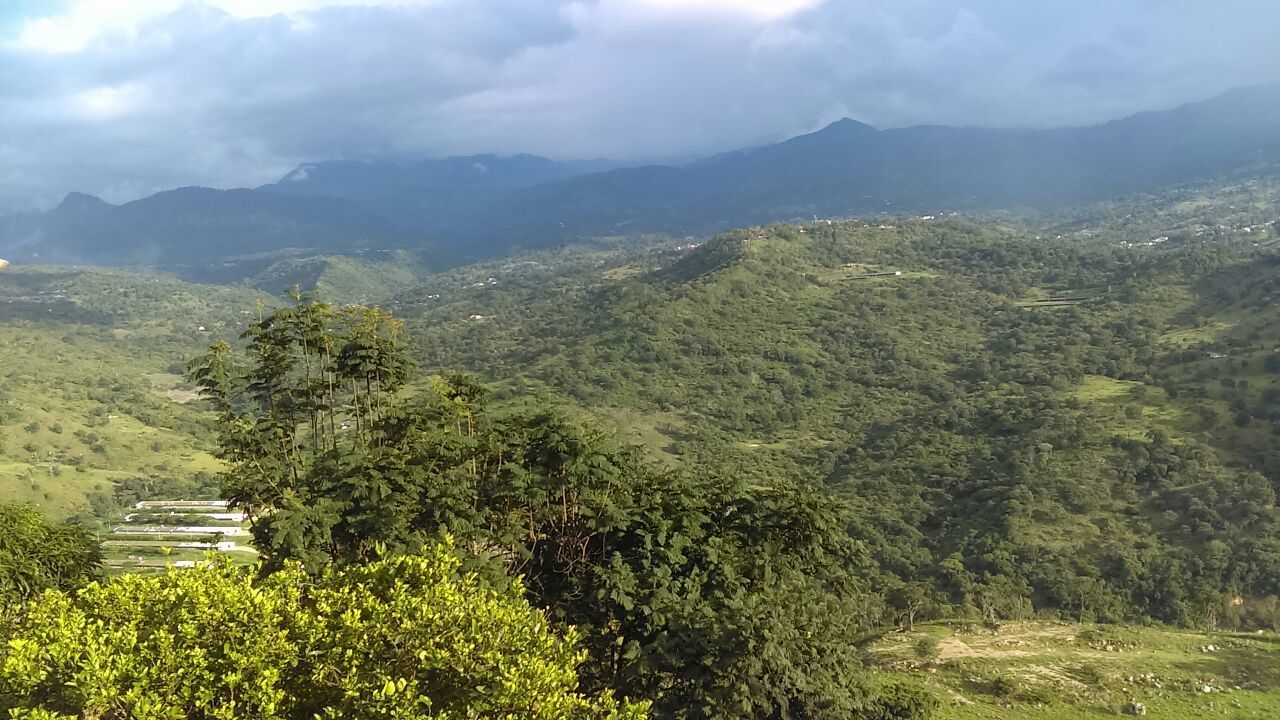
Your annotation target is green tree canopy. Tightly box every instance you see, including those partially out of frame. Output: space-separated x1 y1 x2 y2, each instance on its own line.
0 503 101 609
188 298 895 718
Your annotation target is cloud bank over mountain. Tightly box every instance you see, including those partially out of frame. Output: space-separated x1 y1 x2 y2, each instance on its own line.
2 0 1279 211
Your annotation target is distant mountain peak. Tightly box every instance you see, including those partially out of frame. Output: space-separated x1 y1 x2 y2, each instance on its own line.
824 117 877 133
57 192 111 212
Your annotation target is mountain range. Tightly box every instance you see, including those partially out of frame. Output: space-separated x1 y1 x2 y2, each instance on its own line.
4 84 1280 272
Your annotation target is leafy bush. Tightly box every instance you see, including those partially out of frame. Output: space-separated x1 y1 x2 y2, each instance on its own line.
913 635 941 663
0 504 101 607
1070 661 1109 688
985 676 1020 698
0 546 644 720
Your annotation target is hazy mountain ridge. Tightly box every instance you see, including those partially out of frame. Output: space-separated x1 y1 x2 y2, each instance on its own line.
0 186 408 267
4 84 1280 270
514 83 1280 227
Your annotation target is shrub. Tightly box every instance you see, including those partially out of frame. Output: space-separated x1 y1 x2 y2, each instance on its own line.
0 546 645 720
913 635 941 663
864 681 938 719
0 504 101 607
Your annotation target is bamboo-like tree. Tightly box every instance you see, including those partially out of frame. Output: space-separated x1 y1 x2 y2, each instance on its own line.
188 292 411 569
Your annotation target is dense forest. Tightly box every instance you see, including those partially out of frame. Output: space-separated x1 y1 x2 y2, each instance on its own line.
397 212 1280 633
4 176 1280 717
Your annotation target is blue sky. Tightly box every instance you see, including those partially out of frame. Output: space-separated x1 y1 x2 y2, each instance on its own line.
2 0 1279 212
0 1 68 29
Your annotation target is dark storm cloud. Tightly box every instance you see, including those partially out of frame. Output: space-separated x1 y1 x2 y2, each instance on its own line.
2 0 1279 210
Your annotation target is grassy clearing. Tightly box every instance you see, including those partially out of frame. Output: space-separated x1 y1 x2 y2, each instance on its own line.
0 461 122 519
811 263 938 283
1159 322 1236 348
1071 375 1187 440
1016 287 1105 307
868 621 1280 719
590 406 687 463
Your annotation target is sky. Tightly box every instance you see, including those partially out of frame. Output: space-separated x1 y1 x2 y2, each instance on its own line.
2 0 1279 212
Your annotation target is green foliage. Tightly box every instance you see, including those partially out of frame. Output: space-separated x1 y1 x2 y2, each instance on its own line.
192 301 882 718
245 251 430 304
13 178 1280 716
912 636 941 663
863 681 938 720
188 295 412 569
0 265 262 519
0 504 101 608
0 546 644 720
397 215 1280 632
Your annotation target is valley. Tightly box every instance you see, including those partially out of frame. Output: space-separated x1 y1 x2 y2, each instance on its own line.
5 172 1280 716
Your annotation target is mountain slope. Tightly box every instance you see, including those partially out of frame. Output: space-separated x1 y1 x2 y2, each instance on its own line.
395 196 1280 629
5 85 1280 266
484 84 1280 244
262 154 615 205
0 187 407 268
0 265 269 519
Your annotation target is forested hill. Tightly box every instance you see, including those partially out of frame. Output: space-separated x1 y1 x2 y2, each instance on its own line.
398 206 1280 629
4 85 1280 268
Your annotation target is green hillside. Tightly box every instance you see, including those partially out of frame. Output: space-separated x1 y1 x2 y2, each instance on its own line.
0 265 266 519
5 177 1280 717
385 201 1280 712
397 183 1280 631
244 249 430 303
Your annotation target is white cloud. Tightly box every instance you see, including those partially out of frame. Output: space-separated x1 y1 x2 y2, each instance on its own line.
9 0 447 53
72 83 150 121
582 0 824 24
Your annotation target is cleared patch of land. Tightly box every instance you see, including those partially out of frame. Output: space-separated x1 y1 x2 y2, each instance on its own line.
867 621 1280 719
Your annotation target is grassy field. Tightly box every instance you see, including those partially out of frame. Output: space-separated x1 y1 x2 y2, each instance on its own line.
0 265 263 519
1071 374 1189 440
868 621 1280 718
0 326 225 518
